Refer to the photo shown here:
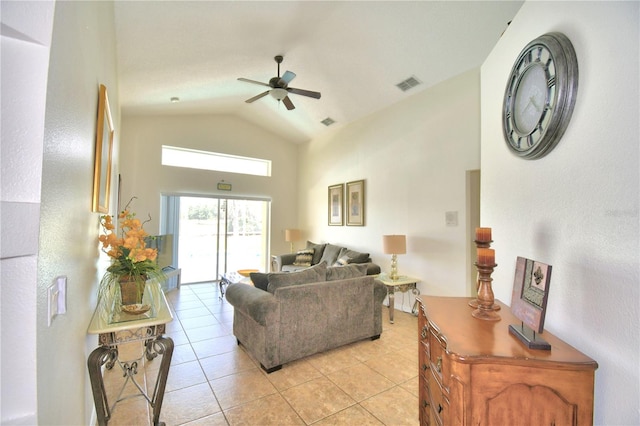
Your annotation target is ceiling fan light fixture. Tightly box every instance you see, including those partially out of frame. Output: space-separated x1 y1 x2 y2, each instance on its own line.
270 88 288 101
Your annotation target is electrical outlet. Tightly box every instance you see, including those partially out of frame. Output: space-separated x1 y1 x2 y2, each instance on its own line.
47 276 67 326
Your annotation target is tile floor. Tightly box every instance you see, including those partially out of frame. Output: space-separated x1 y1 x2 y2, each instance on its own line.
103 282 420 425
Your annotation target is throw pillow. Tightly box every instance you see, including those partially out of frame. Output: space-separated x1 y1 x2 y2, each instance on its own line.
306 241 326 265
293 248 314 266
326 263 368 281
341 249 370 263
319 243 344 266
249 272 270 292
267 262 327 294
333 254 351 266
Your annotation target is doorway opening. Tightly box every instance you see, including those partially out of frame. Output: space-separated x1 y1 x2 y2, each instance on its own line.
466 169 481 296
161 195 270 284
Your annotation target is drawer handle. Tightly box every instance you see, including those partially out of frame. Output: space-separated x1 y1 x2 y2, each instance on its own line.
438 403 443 414
421 326 428 339
423 399 430 408
436 356 442 373
422 363 428 371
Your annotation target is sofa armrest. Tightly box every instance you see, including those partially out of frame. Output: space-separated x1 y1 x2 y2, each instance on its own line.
271 253 297 272
373 279 388 303
365 262 381 275
225 284 279 326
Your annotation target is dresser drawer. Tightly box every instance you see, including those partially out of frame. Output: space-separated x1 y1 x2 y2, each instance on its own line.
427 373 449 426
420 341 430 377
420 388 431 426
428 328 449 388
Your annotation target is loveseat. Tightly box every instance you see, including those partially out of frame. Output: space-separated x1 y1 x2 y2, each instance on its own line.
225 262 387 372
271 241 381 275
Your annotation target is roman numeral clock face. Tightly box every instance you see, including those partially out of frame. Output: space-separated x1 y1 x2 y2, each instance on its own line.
503 32 579 159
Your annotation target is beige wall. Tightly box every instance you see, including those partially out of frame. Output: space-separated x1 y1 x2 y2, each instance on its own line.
119 114 300 261
481 2 639 424
36 1 120 424
298 68 481 300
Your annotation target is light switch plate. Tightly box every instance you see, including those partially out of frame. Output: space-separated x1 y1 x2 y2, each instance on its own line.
47 276 67 326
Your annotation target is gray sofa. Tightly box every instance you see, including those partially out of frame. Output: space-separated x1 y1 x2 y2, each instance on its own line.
225 262 387 372
271 241 381 275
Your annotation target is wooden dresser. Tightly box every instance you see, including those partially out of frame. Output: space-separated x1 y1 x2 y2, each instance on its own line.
418 296 597 426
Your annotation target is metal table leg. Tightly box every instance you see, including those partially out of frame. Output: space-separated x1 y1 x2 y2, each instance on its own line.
388 287 396 324
87 336 174 426
88 346 118 426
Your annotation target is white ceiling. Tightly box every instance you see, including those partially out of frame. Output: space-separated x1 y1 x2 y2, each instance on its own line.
114 1 524 143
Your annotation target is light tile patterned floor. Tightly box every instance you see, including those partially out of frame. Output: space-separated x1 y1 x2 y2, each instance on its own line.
104 282 419 425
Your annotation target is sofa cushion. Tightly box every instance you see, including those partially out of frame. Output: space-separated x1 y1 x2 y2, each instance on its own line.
326 264 368 281
249 272 271 292
267 262 327 294
306 241 326 265
320 243 344 266
293 248 314 267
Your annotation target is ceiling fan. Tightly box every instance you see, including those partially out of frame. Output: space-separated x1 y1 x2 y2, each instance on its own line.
238 55 321 110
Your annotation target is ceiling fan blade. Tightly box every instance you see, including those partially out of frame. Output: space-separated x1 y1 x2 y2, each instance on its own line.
281 71 296 84
245 90 270 103
238 78 270 88
287 87 321 99
282 96 295 110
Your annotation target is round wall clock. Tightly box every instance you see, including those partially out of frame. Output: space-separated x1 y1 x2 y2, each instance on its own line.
502 32 578 159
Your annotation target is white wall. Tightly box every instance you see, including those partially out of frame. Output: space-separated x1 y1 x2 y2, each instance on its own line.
0 1 54 423
36 1 120 424
299 68 481 302
481 2 639 424
119 114 300 261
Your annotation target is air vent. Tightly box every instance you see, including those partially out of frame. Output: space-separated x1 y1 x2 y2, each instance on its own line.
396 76 422 92
321 117 335 126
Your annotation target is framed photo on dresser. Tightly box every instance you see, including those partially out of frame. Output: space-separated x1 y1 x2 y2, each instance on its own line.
510 256 552 333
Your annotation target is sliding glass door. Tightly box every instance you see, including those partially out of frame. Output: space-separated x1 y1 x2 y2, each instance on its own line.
162 195 270 284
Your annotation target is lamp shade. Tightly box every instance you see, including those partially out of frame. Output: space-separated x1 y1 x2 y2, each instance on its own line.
383 235 406 255
285 229 301 242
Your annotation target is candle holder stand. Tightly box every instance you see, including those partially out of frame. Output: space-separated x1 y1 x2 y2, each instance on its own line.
471 262 501 321
469 240 500 311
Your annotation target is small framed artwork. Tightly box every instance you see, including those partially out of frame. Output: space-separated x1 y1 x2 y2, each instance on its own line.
346 179 365 226
510 256 552 333
328 183 344 226
92 84 114 213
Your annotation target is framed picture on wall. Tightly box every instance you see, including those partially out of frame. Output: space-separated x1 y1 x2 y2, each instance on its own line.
328 183 344 226
346 179 365 226
92 84 114 213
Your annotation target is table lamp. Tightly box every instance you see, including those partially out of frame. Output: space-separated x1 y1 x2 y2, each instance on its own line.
285 229 301 253
383 234 406 281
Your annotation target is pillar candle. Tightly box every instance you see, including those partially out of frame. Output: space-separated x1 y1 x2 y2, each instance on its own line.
475 227 492 242
477 248 495 265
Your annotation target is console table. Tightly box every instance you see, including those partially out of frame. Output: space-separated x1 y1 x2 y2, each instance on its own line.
417 296 597 425
87 282 174 426
376 274 420 323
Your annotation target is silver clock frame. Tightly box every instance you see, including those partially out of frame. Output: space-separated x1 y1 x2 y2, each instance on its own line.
502 32 579 160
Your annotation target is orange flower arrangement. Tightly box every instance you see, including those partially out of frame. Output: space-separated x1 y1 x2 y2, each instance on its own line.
98 197 164 303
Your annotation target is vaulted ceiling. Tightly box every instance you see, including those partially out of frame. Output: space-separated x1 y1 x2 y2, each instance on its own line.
114 1 524 143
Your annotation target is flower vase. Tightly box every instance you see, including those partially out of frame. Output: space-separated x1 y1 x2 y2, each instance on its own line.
118 277 151 315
